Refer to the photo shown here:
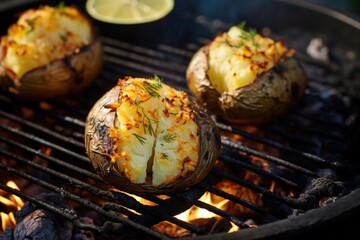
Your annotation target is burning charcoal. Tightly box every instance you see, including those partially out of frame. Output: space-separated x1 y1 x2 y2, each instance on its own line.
152 222 192 238
284 178 345 211
72 217 94 240
1 228 14 240
305 177 344 197
14 193 73 240
320 196 339 206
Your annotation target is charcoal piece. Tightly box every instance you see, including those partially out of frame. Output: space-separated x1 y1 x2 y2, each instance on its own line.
283 178 345 211
72 217 95 240
14 193 73 240
2 228 14 240
306 177 344 197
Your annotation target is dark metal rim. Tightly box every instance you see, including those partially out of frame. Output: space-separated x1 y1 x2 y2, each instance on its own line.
277 0 360 29
184 188 360 239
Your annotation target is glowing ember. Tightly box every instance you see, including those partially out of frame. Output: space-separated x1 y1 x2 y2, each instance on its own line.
0 181 24 231
0 212 16 231
228 222 240 233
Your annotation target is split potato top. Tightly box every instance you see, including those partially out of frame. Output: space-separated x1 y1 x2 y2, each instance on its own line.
186 23 308 124
208 25 295 92
107 77 199 186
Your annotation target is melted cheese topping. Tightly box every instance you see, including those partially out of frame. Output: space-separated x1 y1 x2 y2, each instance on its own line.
0 5 92 80
208 26 295 92
109 77 199 186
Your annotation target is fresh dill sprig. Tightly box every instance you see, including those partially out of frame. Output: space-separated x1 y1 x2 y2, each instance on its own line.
56 1 66 9
132 133 146 145
161 152 169 160
154 74 163 86
143 82 161 98
162 133 176 143
237 21 247 30
59 33 67 42
55 1 67 14
235 21 259 48
142 107 155 136
143 74 163 98
130 76 163 141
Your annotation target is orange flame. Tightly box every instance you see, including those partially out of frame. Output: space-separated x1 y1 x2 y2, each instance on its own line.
0 181 24 231
228 222 240 233
175 191 230 223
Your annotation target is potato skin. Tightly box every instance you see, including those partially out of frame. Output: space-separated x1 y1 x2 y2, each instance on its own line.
84 84 221 195
186 46 308 124
0 40 103 101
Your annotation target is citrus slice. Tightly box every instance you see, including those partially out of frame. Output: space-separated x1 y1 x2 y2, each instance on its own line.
85 0 174 24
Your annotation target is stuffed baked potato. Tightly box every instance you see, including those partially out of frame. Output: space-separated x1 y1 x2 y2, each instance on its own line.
0 4 103 100
186 23 308 124
85 76 221 194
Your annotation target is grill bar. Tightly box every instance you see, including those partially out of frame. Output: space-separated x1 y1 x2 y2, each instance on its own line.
219 155 301 189
216 121 332 166
197 182 269 217
0 123 89 163
0 106 318 237
221 137 319 177
0 109 83 148
0 183 171 240
0 135 100 180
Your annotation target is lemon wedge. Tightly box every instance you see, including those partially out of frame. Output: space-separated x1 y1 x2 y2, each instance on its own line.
85 0 174 24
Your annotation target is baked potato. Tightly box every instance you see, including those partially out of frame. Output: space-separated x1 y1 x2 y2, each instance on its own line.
0 4 103 100
186 23 308 124
84 76 221 195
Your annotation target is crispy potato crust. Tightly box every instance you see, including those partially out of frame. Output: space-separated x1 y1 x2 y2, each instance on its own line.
85 77 221 194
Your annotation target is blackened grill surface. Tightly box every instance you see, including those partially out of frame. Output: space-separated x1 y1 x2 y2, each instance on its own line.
1 0 360 239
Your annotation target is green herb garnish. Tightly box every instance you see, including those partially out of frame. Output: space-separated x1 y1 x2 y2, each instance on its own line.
161 152 169 160
132 133 146 145
162 133 176 143
130 75 164 140
142 74 163 98
59 33 67 42
56 1 66 9
236 21 259 48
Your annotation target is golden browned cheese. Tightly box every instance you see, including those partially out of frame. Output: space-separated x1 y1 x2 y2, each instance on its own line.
208 25 295 92
0 5 92 80
105 77 199 186
186 24 308 125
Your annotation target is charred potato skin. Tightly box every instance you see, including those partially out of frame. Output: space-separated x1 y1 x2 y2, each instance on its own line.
0 40 103 101
85 85 221 195
186 46 308 124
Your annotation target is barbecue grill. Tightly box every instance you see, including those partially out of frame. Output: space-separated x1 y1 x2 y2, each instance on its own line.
1 0 360 239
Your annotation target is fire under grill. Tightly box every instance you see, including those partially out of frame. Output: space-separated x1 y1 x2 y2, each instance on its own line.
1 0 360 239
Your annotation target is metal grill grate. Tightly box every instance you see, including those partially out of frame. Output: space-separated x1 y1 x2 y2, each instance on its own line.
1 0 360 239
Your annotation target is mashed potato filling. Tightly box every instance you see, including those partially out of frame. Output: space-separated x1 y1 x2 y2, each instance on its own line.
1 5 92 80
207 24 295 93
108 77 199 186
